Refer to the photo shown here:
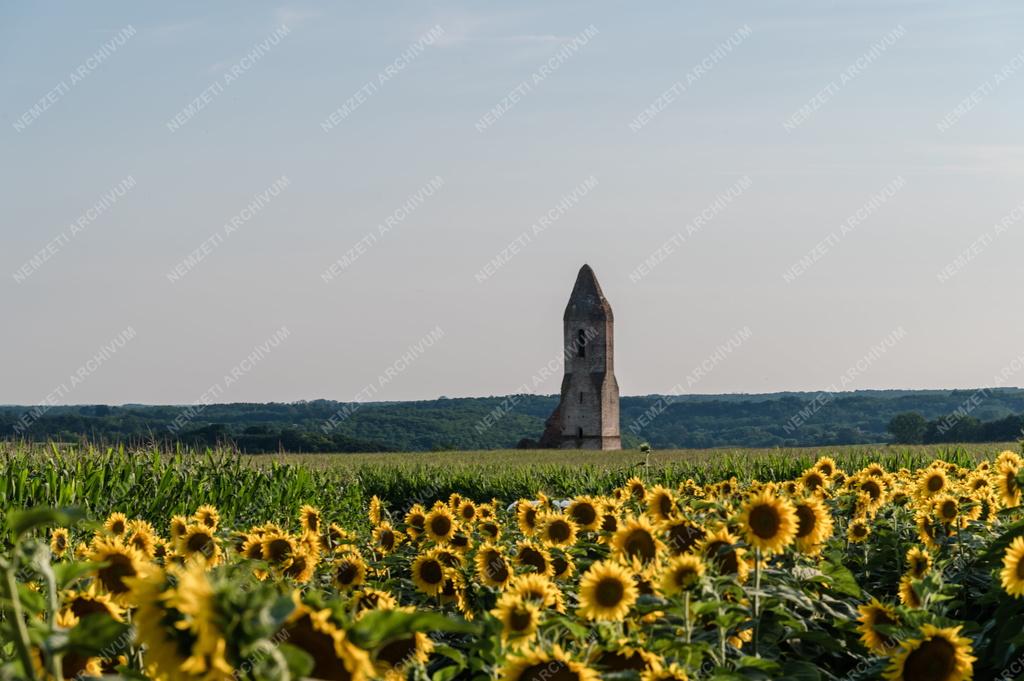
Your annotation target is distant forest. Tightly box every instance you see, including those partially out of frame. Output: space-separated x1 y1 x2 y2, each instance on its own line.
2 388 1022 453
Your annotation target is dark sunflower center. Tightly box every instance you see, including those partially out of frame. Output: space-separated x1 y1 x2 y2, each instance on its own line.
98 554 135 593
863 481 881 500
380 531 395 550
55 535 67 551
927 475 944 492
266 538 292 562
70 598 111 619
518 661 579 681
570 504 597 526
601 514 618 533
524 508 537 528
548 521 571 543
552 556 569 577
110 521 125 535
705 541 739 574
508 608 533 632
594 576 625 607
795 505 816 538
657 495 672 517
336 562 359 584
518 547 547 573
673 566 696 587
419 560 443 584
748 505 781 539
667 523 704 554
941 501 957 519
805 474 823 490
1016 556 1024 581
624 529 656 561
485 553 509 582
306 514 319 532
186 533 214 557
287 616 353 681
376 637 416 667
430 515 452 537
902 637 957 681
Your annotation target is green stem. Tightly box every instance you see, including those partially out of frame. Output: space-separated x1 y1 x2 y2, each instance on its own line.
753 547 762 657
4 565 38 681
684 591 692 644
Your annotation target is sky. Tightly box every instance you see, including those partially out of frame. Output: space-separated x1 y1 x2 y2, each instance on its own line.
2 1 1024 406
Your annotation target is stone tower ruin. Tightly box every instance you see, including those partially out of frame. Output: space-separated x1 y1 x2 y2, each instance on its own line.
539 264 621 450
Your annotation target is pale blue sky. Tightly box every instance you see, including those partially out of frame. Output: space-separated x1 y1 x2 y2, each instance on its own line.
2 1 1023 405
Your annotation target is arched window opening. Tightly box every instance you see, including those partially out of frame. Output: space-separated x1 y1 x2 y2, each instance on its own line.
576 329 586 358
579 391 584 404
577 426 584 439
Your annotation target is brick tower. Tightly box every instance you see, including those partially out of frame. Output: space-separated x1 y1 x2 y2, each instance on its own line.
539 264 621 450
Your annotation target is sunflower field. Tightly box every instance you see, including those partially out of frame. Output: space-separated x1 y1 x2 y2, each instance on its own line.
3 446 1024 681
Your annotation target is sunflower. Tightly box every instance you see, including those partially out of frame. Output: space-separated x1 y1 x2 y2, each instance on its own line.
799 468 828 495
127 562 234 681
699 528 749 582
1000 535 1024 598
646 485 676 521
814 456 837 477
499 646 599 681
551 551 576 580
479 520 502 541
50 528 70 558
591 644 660 674
539 513 578 547
492 594 540 643
282 600 373 681
169 515 189 547
411 550 448 596
424 505 456 543
180 524 222 566
567 496 601 531
332 552 368 591
192 505 220 531
793 496 834 554
625 477 647 501
856 598 900 654
517 500 540 536
514 541 553 576
262 530 299 568
997 460 1021 508
104 512 129 537
884 624 975 681
509 574 564 611
898 575 922 609
457 499 477 523
577 560 637 621
933 494 960 527
127 520 158 559
662 519 706 555
612 515 665 566
371 609 435 679
847 518 871 543
89 538 144 604
476 544 512 588
905 546 931 579
372 522 403 555
65 591 125 623
368 495 383 525
739 490 798 555
915 511 938 549
919 467 948 499
403 505 426 539
350 588 398 617
659 554 705 596
299 505 322 534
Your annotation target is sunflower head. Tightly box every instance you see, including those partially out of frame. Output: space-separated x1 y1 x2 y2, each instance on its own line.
88 538 145 604
492 594 540 643
476 543 512 588
50 528 70 558
539 513 578 547
514 541 553 577
646 485 676 521
659 554 705 596
372 522 403 555
847 518 871 543
332 551 368 591
577 560 638 622
1000 535 1024 598
298 505 321 534
424 506 456 543
499 645 599 681
411 550 448 596
905 546 932 579
192 505 220 531
181 524 222 566
104 512 129 537
739 490 798 555
793 496 834 554
884 624 975 681
856 598 900 655
567 496 600 531
612 515 665 565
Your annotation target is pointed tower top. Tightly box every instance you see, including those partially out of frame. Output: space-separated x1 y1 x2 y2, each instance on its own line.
564 264 614 321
